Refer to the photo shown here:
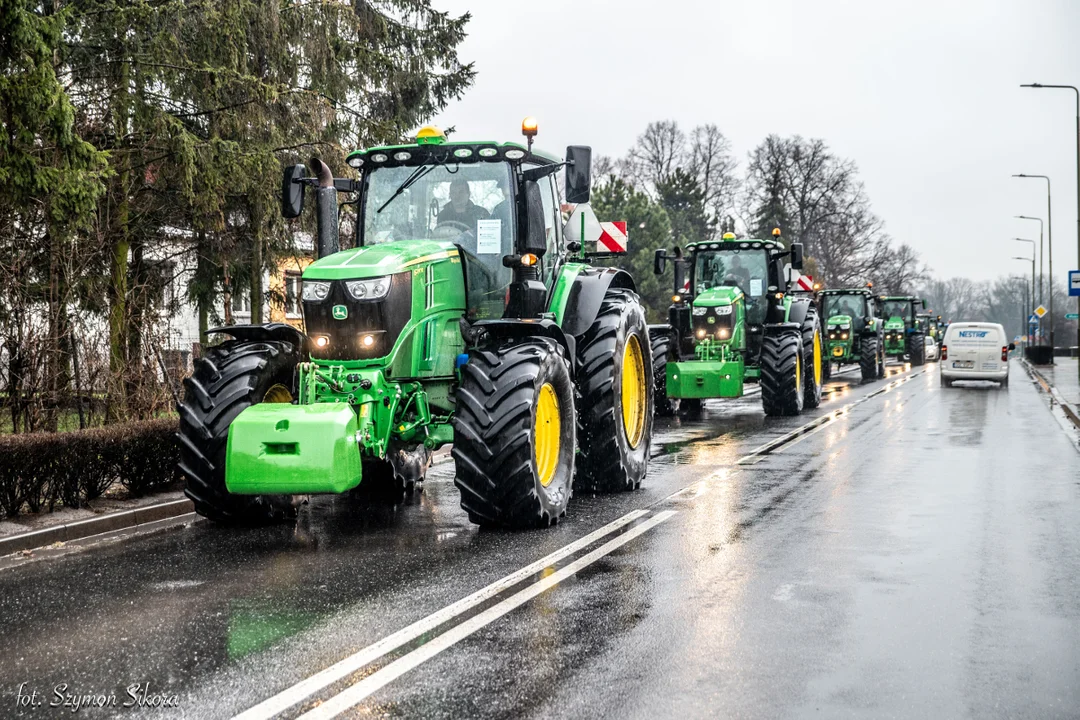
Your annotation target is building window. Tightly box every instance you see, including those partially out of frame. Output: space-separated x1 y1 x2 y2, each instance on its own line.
285 273 302 317
232 288 251 314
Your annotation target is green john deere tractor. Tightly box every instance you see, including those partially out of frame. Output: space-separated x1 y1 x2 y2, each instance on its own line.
176 124 655 530
881 296 927 365
650 229 824 417
820 287 886 382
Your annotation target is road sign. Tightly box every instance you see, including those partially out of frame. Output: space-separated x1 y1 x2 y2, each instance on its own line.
564 206 628 254
796 275 815 292
1034 305 1048 318
1028 314 1040 326
1067 313 1080 320
1069 270 1080 297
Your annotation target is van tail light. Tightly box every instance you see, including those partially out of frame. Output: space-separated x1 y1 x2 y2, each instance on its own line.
941 345 948 360
1001 346 1008 362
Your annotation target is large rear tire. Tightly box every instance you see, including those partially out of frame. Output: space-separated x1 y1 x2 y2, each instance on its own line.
860 335 879 382
650 332 677 417
452 338 576 528
801 307 823 409
575 288 653 493
177 339 301 525
760 330 804 416
908 331 926 366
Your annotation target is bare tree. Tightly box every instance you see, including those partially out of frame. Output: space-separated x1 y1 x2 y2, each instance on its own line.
621 120 685 192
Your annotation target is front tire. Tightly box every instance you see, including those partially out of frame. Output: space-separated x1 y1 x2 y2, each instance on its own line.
452 338 576 529
860 335 879 382
801 307 823 409
760 330 804 416
576 288 653 493
650 331 677 417
908 331 926 366
177 339 301 525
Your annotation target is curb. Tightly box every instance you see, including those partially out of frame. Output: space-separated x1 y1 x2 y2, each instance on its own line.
0 498 195 556
1022 359 1080 431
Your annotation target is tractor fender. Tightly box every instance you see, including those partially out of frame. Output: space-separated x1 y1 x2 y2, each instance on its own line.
785 296 812 326
207 323 308 349
466 318 575 366
648 324 674 342
559 267 637 338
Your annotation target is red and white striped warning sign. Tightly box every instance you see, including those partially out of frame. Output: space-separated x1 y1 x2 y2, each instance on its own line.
796 275 815 291
597 221 627 253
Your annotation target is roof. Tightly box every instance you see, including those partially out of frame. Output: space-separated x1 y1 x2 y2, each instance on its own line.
685 237 784 252
820 288 874 296
345 141 560 170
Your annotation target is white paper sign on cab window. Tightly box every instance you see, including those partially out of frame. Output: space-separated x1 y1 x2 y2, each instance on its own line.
750 278 763 296
476 219 501 254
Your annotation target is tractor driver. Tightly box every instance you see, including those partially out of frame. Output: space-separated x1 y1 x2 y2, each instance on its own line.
728 255 752 293
437 178 490 230
837 297 857 318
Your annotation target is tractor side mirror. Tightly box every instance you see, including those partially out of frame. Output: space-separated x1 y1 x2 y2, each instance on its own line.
789 242 804 270
654 249 668 275
282 164 306 218
564 145 592 204
523 180 547 257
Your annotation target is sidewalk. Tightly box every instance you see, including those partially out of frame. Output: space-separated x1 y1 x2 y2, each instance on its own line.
1029 357 1080 425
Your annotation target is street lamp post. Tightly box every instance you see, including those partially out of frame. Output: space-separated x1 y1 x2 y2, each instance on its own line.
1014 177 1053 355
1015 215 1044 314
1014 237 1037 345
1013 256 1034 345
1021 83 1078 374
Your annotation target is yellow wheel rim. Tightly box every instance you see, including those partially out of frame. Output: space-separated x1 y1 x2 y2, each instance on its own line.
795 348 802 397
813 331 822 387
621 335 647 449
534 383 560 487
263 384 293 403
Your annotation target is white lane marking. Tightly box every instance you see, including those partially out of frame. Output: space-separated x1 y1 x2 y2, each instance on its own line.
232 509 649 720
298 511 679 719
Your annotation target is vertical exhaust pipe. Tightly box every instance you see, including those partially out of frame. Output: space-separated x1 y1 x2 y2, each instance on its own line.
309 157 339 259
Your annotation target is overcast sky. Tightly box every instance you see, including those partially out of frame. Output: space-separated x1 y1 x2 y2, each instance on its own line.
431 0 1079 285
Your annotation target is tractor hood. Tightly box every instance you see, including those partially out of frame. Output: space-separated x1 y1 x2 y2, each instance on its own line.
693 285 742 308
884 317 906 331
303 239 460 281
827 314 854 326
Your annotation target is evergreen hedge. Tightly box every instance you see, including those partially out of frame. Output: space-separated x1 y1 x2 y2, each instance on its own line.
0 418 180 517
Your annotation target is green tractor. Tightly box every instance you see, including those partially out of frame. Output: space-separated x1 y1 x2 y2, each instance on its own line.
820 287 886 382
176 124 655 530
651 229 824 417
880 296 927 365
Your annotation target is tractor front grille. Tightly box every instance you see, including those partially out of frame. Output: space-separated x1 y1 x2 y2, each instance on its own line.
303 272 412 361
692 308 734 341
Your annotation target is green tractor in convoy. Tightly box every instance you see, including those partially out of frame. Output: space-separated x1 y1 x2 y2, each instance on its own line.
881 296 927 365
176 123 655 530
650 229 824 417
820 287 886 382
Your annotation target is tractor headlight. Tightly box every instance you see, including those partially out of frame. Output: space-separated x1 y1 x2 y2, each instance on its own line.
715 305 733 315
696 329 706 339
841 333 848 340
838 323 850 329
692 306 707 316
718 328 729 339
302 281 331 301
345 276 391 301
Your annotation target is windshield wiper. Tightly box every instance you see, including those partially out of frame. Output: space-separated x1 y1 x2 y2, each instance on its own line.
377 164 435 214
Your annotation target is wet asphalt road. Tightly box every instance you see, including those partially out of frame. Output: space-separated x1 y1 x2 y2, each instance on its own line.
2 360 1079 719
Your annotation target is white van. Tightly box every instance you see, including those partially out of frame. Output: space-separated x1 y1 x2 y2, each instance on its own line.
940 322 1012 388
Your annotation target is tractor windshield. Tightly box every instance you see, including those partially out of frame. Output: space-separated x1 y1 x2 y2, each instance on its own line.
694 248 769 324
882 300 912 320
824 294 866 319
363 161 514 316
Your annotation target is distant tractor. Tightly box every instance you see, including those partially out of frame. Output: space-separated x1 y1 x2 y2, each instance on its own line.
651 229 824 417
176 122 655 530
881 296 927 365
821 287 886 382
